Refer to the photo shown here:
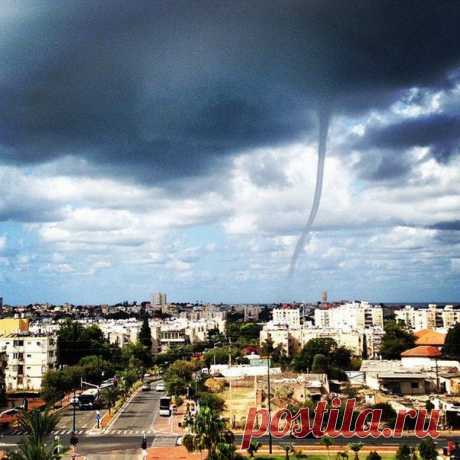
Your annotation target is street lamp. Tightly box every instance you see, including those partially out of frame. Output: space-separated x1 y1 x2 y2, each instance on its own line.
70 389 78 452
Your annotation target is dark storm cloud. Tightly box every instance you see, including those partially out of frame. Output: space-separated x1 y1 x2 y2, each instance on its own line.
431 221 460 231
356 150 414 182
1 0 460 183
357 113 460 162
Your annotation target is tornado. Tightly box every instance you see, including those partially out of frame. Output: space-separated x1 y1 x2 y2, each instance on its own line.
288 106 331 277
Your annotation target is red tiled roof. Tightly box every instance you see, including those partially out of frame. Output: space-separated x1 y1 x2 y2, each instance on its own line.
415 331 445 346
401 345 442 358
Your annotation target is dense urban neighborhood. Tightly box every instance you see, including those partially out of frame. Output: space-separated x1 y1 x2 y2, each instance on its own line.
0 296 460 459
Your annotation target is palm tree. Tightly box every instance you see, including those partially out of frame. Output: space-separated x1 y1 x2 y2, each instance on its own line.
183 406 235 459
321 436 333 460
349 442 364 460
17 409 59 444
102 386 119 415
7 409 63 460
7 438 62 460
281 443 295 460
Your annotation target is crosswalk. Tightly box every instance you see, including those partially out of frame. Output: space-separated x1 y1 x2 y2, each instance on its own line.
2 428 155 437
104 429 154 436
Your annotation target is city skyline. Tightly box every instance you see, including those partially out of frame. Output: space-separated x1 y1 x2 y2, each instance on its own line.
1 2 460 304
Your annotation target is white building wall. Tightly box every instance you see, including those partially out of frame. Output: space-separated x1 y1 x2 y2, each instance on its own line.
0 335 57 392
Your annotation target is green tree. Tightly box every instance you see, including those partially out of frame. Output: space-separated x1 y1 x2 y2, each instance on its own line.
8 409 63 460
197 392 225 413
395 444 411 460
444 323 460 359
349 442 364 460
17 409 59 444
321 436 333 460
418 438 438 460
312 354 328 373
121 341 152 369
57 320 116 366
372 402 397 425
293 338 337 372
183 405 235 460
101 386 119 415
366 452 381 460
379 320 415 359
138 317 152 350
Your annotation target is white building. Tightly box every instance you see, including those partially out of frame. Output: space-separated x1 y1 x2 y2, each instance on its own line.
314 301 383 330
0 333 57 392
260 301 384 358
273 308 301 328
395 304 459 331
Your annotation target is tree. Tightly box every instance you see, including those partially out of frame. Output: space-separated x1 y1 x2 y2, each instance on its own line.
138 317 152 350
395 444 411 460
17 409 59 444
293 338 337 372
321 436 333 460
183 406 236 459
366 452 381 460
371 403 397 426
418 438 438 460
444 323 460 359
379 321 415 359
312 354 328 373
7 410 63 460
425 399 435 412
349 442 364 460
197 392 225 413
57 320 116 366
102 386 119 415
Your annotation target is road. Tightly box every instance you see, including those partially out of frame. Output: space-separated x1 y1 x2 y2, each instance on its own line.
103 386 160 436
54 404 104 435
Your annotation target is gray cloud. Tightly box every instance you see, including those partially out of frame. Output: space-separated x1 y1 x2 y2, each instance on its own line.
1 0 460 186
357 113 460 162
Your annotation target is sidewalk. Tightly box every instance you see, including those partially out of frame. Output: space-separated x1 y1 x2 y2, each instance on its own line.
147 447 205 459
153 404 187 436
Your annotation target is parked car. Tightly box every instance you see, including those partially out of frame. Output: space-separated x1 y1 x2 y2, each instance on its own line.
0 408 20 427
142 382 151 391
155 382 165 392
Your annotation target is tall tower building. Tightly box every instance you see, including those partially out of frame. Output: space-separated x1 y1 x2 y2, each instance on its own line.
321 291 328 303
152 292 167 306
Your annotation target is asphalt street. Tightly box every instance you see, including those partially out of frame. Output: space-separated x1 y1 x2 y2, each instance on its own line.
104 387 160 436
54 404 104 434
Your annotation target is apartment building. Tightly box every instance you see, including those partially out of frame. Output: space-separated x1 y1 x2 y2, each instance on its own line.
0 333 57 392
395 304 459 331
260 302 384 358
314 301 384 330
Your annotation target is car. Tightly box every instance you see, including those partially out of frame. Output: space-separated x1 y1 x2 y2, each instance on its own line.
0 408 20 427
142 382 151 391
155 382 165 392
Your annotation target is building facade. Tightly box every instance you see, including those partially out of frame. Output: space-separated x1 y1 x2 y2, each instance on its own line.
395 304 459 331
0 333 57 393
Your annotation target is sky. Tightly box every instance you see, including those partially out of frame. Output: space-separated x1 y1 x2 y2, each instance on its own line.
1 1 460 305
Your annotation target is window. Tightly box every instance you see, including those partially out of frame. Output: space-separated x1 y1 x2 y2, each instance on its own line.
411 382 419 389
12 353 19 359
36 342 41 346
13 340 24 347
27 354 31 358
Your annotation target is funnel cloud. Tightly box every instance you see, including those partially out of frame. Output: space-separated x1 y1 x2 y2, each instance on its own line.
289 107 331 276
